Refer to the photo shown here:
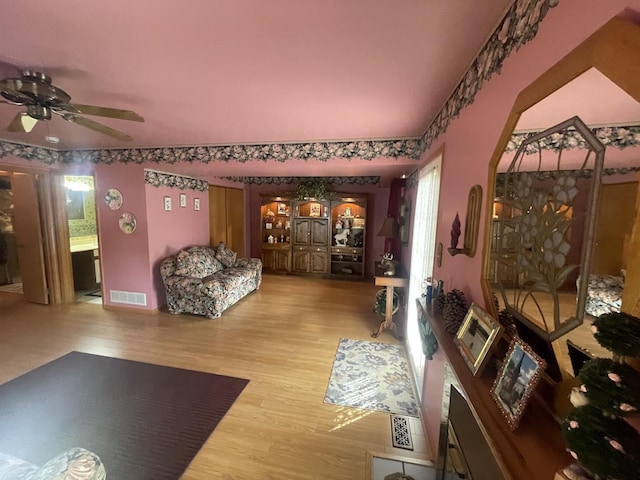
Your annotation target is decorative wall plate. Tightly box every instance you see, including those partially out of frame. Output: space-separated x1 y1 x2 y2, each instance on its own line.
104 188 123 210
119 212 136 234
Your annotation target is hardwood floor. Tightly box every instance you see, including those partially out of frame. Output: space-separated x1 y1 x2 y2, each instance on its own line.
0 274 429 479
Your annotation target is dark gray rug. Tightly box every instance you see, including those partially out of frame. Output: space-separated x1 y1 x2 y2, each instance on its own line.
0 352 249 479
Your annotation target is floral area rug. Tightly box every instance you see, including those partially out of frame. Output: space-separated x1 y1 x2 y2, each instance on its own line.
324 338 419 417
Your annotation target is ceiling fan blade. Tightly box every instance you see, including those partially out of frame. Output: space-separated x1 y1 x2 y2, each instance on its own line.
63 114 132 141
69 103 144 122
7 112 37 133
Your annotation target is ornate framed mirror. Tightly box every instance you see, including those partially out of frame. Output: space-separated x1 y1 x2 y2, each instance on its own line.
481 16 640 343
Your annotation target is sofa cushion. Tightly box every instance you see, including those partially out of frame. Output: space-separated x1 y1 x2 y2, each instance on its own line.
174 247 223 279
0 447 105 480
215 242 237 268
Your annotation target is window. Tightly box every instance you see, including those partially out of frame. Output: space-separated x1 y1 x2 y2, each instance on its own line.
405 153 442 399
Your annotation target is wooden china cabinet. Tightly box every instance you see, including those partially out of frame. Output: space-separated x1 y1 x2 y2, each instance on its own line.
260 194 293 273
291 199 330 274
329 196 366 278
260 192 367 277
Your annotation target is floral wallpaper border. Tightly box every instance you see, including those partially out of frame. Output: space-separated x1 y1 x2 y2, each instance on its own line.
0 139 422 164
506 125 640 153
144 169 208 191
420 0 559 150
497 166 640 181
223 176 380 185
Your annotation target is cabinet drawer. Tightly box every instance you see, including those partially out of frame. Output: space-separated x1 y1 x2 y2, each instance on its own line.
293 245 327 253
332 247 363 255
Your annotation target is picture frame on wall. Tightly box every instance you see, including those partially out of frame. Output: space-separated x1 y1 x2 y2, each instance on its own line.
454 303 501 376
491 338 546 430
277 202 288 214
180 193 187 208
194 198 200 211
164 196 172 211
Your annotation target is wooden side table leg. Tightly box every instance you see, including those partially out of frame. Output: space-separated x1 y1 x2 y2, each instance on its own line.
371 319 386 338
372 285 398 339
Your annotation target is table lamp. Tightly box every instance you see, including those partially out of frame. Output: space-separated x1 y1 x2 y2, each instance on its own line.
377 216 399 257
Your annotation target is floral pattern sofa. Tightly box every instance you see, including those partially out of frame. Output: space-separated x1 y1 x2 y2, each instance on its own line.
0 447 105 480
160 243 262 319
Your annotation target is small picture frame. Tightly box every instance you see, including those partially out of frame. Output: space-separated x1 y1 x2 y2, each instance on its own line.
164 196 172 211
309 203 321 217
454 303 501 376
277 202 287 214
194 198 200 211
180 193 187 208
491 338 546 430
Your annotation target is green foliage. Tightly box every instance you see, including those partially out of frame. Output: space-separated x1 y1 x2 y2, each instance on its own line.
373 289 398 317
592 312 640 357
296 179 327 200
563 311 640 479
578 359 640 417
563 405 640 480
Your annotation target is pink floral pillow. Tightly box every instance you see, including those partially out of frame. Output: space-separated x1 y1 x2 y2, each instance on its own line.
215 242 237 268
175 248 223 278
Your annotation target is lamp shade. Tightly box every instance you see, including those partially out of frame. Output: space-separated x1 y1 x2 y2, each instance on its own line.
377 216 399 238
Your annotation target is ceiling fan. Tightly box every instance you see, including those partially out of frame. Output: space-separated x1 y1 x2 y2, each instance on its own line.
0 70 144 141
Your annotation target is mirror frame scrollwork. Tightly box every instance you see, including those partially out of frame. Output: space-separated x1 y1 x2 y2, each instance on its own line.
481 16 640 342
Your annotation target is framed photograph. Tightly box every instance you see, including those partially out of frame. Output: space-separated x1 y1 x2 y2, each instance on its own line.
164 196 172 211
454 303 501 376
180 193 187 208
309 202 321 217
491 338 546 430
277 202 288 214
194 198 200 211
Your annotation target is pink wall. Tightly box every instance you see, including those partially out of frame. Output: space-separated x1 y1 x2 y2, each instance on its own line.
405 1 640 457
95 164 209 311
94 163 152 308
246 182 390 276
145 180 209 308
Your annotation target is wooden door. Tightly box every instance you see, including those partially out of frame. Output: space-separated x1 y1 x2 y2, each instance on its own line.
593 182 638 275
11 173 48 304
310 219 329 246
293 219 310 245
209 185 227 246
226 187 245 257
209 185 245 257
310 251 328 274
292 250 310 272
274 249 290 272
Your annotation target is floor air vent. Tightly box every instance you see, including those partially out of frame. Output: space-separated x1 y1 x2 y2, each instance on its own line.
109 290 147 306
390 415 413 450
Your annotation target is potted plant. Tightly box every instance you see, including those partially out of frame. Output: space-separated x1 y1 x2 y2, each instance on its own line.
296 179 327 200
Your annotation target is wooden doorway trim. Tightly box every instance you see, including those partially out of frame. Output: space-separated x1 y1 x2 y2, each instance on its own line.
1 166 75 305
39 173 75 304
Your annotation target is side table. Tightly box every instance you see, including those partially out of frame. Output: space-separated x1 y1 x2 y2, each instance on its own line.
371 262 408 339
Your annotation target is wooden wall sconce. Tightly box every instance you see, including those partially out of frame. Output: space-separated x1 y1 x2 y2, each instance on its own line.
448 185 482 257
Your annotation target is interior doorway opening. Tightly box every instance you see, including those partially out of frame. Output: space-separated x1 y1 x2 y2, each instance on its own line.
65 175 102 304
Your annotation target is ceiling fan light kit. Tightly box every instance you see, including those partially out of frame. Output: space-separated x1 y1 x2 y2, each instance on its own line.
0 70 144 141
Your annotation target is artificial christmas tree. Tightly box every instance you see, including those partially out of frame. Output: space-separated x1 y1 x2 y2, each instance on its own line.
561 311 640 479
